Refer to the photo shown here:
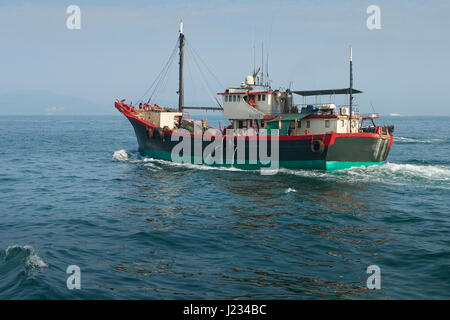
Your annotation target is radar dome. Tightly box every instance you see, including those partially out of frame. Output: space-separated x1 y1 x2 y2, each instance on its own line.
245 75 254 86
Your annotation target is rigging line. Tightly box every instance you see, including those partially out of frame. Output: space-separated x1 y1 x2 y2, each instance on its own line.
252 25 256 74
188 45 223 108
137 38 179 103
266 11 274 84
150 38 179 97
150 41 178 100
151 48 177 103
187 41 225 90
142 40 178 104
149 41 178 103
185 52 198 104
159 50 178 103
369 101 377 114
369 101 386 126
186 46 222 108
187 41 221 89
138 40 178 104
188 46 224 98
186 45 213 106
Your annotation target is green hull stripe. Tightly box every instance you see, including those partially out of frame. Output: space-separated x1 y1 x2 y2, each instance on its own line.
326 161 384 171
141 149 384 171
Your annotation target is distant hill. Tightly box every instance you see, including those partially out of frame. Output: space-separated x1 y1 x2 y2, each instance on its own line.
0 90 114 115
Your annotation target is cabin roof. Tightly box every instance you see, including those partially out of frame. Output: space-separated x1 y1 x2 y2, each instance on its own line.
267 113 311 122
292 88 362 96
217 90 273 95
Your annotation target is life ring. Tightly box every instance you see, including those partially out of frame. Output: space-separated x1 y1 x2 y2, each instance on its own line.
376 126 382 135
311 139 325 153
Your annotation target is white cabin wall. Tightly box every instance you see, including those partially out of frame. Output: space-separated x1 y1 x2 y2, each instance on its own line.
221 92 279 118
336 119 348 133
138 111 181 129
296 119 330 135
222 99 265 120
160 112 182 129
296 118 361 134
254 94 278 115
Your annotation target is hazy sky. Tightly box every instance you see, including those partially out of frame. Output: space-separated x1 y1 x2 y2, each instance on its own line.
1 0 449 115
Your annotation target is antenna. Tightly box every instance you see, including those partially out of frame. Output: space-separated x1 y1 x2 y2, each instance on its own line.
253 43 255 76
349 45 353 133
261 43 264 86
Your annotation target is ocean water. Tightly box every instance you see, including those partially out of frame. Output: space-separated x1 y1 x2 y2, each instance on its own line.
0 115 449 299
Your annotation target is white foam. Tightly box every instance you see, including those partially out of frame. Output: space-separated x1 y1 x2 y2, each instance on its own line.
278 163 450 189
278 168 329 179
396 136 444 144
285 188 297 193
342 163 450 188
26 254 48 269
5 244 33 256
5 245 48 269
112 149 450 188
112 149 129 161
373 162 450 182
143 157 249 172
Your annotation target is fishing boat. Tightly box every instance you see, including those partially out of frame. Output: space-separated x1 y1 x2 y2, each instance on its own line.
115 21 394 171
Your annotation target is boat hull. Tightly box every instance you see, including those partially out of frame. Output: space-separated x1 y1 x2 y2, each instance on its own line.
126 116 393 171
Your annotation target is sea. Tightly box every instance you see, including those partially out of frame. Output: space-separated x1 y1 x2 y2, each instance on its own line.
0 115 449 299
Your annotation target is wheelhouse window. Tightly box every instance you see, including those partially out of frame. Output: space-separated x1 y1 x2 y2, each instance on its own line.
306 120 310 128
224 96 228 102
233 95 236 102
325 120 330 128
237 95 240 102
257 94 261 101
341 120 345 127
262 94 266 101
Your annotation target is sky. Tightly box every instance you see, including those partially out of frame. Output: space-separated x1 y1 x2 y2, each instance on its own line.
0 0 449 115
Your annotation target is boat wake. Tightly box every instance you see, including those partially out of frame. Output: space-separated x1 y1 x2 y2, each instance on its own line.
113 151 450 188
2 245 48 270
280 162 450 189
396 136 449 144
112 149 130 162
112 150 248 172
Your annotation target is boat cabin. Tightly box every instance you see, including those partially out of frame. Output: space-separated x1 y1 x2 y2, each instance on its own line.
218 76 362 135
135 103 182 130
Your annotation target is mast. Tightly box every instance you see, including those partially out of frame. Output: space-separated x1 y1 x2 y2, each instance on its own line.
349 45 353 133
178 19 185 113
